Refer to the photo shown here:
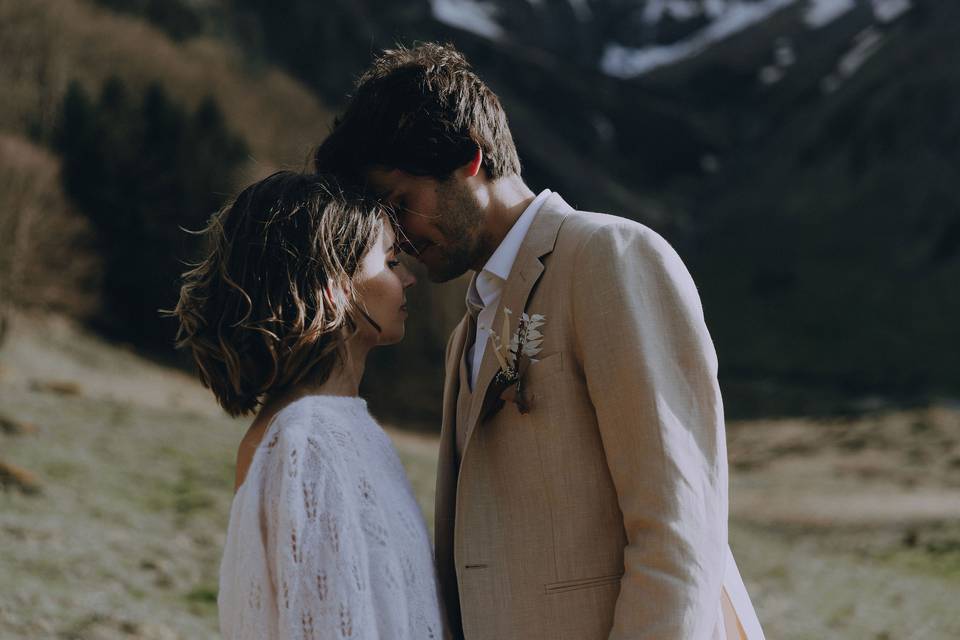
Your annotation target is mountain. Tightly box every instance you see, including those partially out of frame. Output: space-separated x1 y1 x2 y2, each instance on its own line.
682 1 960 413
79 0 960 416
428 1 913 77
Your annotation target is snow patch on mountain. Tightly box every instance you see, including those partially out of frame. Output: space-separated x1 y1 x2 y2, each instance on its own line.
568 0 593 22
431 0 504 40
821 26 884 93
602 0 799 78
642 0 706 24
759 37 796 85
804 0 855 28
871 0 911 23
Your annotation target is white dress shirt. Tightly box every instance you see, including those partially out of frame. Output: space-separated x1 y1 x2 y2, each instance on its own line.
466 189 552 388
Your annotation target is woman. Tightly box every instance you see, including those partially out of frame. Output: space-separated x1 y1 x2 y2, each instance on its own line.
173 171 443 639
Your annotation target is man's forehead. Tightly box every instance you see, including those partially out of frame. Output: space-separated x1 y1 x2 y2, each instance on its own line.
366 167 405 199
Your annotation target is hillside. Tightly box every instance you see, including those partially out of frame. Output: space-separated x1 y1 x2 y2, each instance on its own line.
0 134 98 317
2 3 959 636
0 312 439 638
683 0 960 411
0 0 333 171
0 0 471 425
0 0 336 326
1 0 955 423
2 312 959 638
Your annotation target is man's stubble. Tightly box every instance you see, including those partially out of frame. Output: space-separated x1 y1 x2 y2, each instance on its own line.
425 179 495 283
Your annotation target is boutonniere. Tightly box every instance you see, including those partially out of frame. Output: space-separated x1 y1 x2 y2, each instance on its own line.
481 308 546 415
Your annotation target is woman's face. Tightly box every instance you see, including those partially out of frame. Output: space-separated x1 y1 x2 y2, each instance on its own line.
353 222 417 346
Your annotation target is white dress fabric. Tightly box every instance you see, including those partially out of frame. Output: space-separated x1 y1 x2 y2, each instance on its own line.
218 395 444 640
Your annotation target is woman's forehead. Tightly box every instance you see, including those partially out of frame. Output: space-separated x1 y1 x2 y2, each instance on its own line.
380 221 397 245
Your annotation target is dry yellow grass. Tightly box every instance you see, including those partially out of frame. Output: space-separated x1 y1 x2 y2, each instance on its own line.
2 313 960 638
0 458 42 494
0 0 334 175
0 133 99 316
0 0 340 326
0 312 440 637
0 0 477 358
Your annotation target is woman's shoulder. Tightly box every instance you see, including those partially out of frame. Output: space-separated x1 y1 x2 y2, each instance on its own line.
268 394 370 442
252 395 371 475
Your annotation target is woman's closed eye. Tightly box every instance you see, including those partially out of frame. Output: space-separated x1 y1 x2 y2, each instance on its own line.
387 243 402 269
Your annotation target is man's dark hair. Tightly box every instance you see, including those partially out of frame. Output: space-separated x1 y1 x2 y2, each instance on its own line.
314 42 521 185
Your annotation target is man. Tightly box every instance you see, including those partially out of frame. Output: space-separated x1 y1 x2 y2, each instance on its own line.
315 42 764 640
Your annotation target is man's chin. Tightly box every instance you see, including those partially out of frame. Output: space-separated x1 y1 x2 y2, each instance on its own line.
423 253 471 283
425 267 464 284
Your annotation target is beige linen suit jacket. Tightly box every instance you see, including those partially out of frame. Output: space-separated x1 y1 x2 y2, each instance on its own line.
435 193 764 640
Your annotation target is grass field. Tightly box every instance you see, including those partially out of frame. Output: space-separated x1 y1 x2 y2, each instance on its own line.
1 313 959 639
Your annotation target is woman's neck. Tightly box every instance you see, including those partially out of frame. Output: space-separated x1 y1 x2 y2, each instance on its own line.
304 338 370 396
258 334 374 426
305 333 372 397
314 359 364 396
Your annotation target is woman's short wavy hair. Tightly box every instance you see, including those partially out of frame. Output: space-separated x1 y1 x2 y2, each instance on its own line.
172 171 390 416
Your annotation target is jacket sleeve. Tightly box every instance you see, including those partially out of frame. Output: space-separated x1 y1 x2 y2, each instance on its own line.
263 429 379 640
570 221 728 640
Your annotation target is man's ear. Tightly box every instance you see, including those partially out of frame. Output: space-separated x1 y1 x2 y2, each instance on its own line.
461 147 483 178
322 283 340 307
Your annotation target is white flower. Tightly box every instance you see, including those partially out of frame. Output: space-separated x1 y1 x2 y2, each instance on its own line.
489 307 546 377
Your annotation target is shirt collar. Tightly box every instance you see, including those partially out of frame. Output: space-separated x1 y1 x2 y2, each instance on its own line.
467 189 552 310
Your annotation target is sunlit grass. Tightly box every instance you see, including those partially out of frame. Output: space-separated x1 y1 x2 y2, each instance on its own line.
2 314 960 638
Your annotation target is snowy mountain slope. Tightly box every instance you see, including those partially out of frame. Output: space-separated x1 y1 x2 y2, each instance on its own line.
429 0 914 78
601 0 798 77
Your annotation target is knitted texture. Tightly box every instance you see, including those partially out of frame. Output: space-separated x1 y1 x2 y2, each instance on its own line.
218 395 443 639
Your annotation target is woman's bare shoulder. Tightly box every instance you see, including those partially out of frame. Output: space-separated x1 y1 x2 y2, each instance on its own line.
232 393 362 492
234 413 273 493
231 392 324 491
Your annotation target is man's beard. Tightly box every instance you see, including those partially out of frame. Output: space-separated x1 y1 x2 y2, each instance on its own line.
425 179 491 283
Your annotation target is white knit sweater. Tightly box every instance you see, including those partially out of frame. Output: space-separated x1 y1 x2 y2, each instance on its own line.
218 395 444 639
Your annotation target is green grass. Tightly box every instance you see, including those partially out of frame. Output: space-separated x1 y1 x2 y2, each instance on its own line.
2 314 960 638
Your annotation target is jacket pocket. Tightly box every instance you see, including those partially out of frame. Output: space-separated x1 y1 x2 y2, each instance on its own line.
525 351 565 391
544 572 623 594
528 350 564 378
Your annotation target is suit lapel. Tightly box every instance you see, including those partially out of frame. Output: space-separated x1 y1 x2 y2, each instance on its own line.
455 312 477 455
437 315 469 536
460 197 573 464
435 314 470 633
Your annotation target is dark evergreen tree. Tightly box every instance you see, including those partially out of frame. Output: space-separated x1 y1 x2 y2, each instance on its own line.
56 76 247 349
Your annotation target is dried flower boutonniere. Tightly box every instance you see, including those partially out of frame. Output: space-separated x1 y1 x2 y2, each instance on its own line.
482 308 545 415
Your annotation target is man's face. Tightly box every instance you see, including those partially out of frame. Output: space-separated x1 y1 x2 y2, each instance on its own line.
368 168 491 283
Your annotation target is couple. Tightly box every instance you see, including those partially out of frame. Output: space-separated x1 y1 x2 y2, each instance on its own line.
174 43 765 640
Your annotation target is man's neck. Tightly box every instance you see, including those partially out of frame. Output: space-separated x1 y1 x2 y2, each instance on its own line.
473 175 536 271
